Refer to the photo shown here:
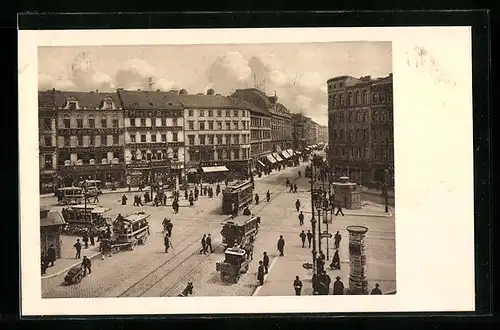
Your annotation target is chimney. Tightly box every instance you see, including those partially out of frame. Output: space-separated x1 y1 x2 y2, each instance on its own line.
179 89 187 95
169 89 179 94
207 89 215 96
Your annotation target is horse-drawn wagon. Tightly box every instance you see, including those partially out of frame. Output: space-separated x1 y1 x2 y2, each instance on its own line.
100 212 151 253
215 247 250 283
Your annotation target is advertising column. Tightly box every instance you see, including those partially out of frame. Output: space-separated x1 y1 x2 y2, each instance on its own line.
346 225 369 295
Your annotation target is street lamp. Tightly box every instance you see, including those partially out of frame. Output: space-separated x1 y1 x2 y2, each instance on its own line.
314 193 323 257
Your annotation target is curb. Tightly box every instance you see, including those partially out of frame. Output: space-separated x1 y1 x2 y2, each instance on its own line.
41 251 102 280
299 210 393 218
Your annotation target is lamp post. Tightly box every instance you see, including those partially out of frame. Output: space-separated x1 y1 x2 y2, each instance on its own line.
309 160 317 279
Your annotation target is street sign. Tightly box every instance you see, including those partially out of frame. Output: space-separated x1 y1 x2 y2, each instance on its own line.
320 232 332 239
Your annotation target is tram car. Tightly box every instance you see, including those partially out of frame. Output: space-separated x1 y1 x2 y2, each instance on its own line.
221 180 254 215
220 215 260 249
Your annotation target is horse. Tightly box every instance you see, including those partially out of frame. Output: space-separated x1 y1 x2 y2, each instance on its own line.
177 282 194 297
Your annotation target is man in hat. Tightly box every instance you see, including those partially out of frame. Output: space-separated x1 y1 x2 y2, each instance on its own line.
277 235 285 256
257 261 265 286
293 276 303 296
74 239 82 259
333 276 344 295
299 230 306 248
371 283 383 295
334 230 342 249
298 211 304 226
46 244 56 267
295 199 301 212
262 251 270 274
306 230 313 248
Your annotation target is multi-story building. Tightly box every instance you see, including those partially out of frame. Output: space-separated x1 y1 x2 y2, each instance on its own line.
231 88 293 153
166 89 252 179
118 89 185 187
291 113 307 151
53 91 126 186
38 90 58 193
327 74 393 185
318 125 328 143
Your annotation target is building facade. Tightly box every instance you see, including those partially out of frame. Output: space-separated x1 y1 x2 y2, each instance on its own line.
318 125 328 143
38 90 58 193
118 89 185 187
327 74 394 185
54 91 126 186
291 113 307 151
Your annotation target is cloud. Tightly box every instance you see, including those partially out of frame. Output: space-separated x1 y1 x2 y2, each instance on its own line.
207 52 253 94
38 73 76 90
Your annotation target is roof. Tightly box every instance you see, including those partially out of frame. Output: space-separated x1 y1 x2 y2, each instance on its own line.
231 88 273 111
229 97 271 116
124 213 151 222
40 210 66 227
53 91 119 109
38 90 56 109
117 90 183 109
144 92 248 109
223 215 258 226
225 248 246 256
202 166 229 173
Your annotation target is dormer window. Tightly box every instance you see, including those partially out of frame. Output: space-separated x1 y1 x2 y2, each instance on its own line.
105 101 113 109
68 102 77 110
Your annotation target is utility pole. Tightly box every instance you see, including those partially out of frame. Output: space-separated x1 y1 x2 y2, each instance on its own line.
310 160 317 278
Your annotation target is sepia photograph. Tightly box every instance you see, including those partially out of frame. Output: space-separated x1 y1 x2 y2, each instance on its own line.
20 27 474 315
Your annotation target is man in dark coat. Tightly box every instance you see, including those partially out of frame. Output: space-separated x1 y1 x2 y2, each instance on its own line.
164 234 171 253
216 184 221 196
318 271 331 295
262 251 270 274
266 190 271 202
255 193 259 205
333 276 344 295
243 206 251 216
293 276 303 295
330 249 341 270
46 244 56 267
74 239 82 259
334 231 342 249
299 231 306 248
306 230 313 248
121 194 127 205
293 184 298 193
89 230 95 246
277 235 285 256
184 189 188 200
82 231 89 249
205 234 213 253
295 199 301 212
172 199 179 214
163 194 167 206
166 220 173 237
82 256 92 276
189 194 194 206
335 202 345 216
194 187 199 200
41 252 48 275
199 234 207 254
371 283 383 295
257 261 265 286
298 211 304 226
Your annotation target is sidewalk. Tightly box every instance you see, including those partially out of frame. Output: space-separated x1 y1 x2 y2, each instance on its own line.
360 186 395 198
299 199 393 218
42 235 102 279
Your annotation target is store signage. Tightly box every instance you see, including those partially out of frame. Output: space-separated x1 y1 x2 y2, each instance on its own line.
126 126 183 132
58 146 124 153
126 142 184 148
58 163 125 172
125 110 183 118
57 128 124 136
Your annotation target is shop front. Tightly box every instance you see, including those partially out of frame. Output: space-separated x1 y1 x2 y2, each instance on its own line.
126 159 175 189
58 163 126 188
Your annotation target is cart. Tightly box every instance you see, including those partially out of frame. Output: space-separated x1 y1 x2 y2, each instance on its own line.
215 247 250 283
64 265 85 284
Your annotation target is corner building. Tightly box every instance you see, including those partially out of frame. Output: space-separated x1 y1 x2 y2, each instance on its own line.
118 89 185 187
327 74 394 185
54 91 126 186
38 90 58 193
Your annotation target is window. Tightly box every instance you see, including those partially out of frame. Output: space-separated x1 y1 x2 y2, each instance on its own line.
233 121 239 130
208 135 214 144
64 136 70 146
372 94 378 103
161 118 166 126
233 149 239 160
379 93 385 102
356 130 361 141
140 118 146 127
364 129 369 140
199 110 205 117
388 92 393 103
161 134 167 142
130 135 136 143
226 134 232 144
372 130 377 141
339 94 344 106
172 117 178 126
234 134 239 144
348 130 353 142
373 111 378 122
101 115 108 128
199 121 205 130
68 102 77 110
225 122 231 130
199 135 206 145
173 148 179 159
111 114 118 128
44 154 53 169
140 134 146 143
340 129 345 140
63 114 70 128
76 114 83 128
364 147 370 159
380 131 385 141
225 110 231 117
105 101 112 109
188 135 195 145
100 135 107 146
233 110 239 117
44 136 52 146
363 91 369 105
113 134 119 145
332 95 337 108
172 132 178 142
216 135 222 144
42 118 52 130
340 113 345 123
151 134 157 143
88 135 95 146
75 136 82 146
356 92 361 105
242 121 246 130
348 112 352 123
188 110 193 117
188 121 194 130
208 121 214 130
348 92 353 106
217 110 222 117
208 110 213 117
130 118 136 127
364 112 369 122
217 121 223 130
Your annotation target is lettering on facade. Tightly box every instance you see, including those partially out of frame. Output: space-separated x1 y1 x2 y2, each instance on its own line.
126 126 183 132
126 142 184 148
58 163 125 172
58 146 123 153
57 128 124 136
126 110 182 118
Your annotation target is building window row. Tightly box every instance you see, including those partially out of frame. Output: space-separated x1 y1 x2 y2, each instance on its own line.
329 91 393 109
187 109 248 118
187 148 250 162
129 132 179 143
60 134 120 147
129 117 179 127
187 134 250 146
186 120 250 131
61 114 120 129
57 151 125 166
130 148 179 161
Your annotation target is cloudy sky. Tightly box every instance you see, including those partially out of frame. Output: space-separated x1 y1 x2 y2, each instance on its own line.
38 42 392 125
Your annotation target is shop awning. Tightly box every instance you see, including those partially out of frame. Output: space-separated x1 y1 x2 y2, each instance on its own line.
295 151 302 155
266 155 276 164
281 150 291 158
273 153 283 162
286 149 294 156
187 168 198 174
202 166 229 173
257 160 266 167
305 147 310 151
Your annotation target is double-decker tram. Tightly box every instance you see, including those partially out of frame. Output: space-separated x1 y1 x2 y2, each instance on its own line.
221 180 255 214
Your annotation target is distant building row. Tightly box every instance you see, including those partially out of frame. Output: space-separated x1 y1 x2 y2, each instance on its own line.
39 88 323 192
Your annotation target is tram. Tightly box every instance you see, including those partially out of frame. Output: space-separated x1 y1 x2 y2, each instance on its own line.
221 180 255 215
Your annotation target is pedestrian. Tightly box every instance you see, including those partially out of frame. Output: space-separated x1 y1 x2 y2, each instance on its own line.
82 256 92 276
266 190 271 202
121 194 127 205
41 252 48 275
184 189 188 200
295 199 301 212
164 233 171 253
206 234 213 253
333 276 344 295
194 187 199 200
74 239 82 258
224 179 228 187
306 230 313 248
298 211 304 226
262 251 269 274
289 182 294 193
216 184 221 196
299 230 307 248
371 283 383 295
330 249 341 270
203 186 207 196
93 193 99 203
317 252 325 274
153 195 159 207
277 235 285 256
255 193 260 205
293 276 303 295
189 194 194 206
144 192 149 203
166 220 173 237
82 231 89 249
319 271 331 295
294 184 298 193
257 261 265 286
89 230 95 246
243 205 251 216
199 234 207 254
163 194 167 206
46 244 56 267
334 230 342 249
138 195 143 206
335 202 344 216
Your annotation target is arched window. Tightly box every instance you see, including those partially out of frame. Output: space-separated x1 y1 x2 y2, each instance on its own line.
356 91 361 105
63 114 70 128
348 92 353 106
363 91 369 105
339 94 344 107
76 114 83 128
88 114 95 128
379 93 385 103
372 93 378 103
373 111 378 122
356 111 361 122
332 95 337 108
101 115 108 128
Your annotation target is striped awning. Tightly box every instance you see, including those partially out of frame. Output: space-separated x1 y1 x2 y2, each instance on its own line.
286 149 294 156
281 150 291 158
202 166 229 173
266 155 276 164
257 160 266 167
273 153 283 162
